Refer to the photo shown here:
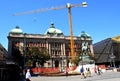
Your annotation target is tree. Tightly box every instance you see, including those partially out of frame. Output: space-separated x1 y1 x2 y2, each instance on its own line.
26 47 50 67
39 47 50 66
71 50 82 66
12 46 24 69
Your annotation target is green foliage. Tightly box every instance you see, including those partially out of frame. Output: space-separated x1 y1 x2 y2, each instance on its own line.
12 46 24 69
26 47 50 67
71 57 80 66
71 50 82 66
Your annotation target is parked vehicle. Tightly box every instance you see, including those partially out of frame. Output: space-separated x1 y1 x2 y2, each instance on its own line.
0 61 25 81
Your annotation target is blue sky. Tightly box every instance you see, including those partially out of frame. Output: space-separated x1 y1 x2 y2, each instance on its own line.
1 0 120 50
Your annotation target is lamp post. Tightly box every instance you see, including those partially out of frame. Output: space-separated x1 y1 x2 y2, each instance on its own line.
23 33 26 69
110 53 116 68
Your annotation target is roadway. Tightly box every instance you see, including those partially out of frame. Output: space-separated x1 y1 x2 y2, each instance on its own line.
31 71 120 81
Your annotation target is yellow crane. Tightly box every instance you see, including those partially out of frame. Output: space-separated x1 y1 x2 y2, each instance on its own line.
13 2 87 61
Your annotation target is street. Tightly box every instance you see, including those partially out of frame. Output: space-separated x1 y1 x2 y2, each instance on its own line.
31 71 120 81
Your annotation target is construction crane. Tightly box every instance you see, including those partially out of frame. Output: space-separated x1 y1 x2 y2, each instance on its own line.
13 2 87 61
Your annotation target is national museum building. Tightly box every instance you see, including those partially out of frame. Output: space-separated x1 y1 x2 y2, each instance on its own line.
7 23 94 68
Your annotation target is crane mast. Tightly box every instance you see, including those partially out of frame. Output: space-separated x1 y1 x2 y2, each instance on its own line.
13 2 87 62
67 3 75 61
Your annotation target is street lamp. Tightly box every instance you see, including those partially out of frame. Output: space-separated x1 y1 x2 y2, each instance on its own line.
110 53 116 68
23 33 27 69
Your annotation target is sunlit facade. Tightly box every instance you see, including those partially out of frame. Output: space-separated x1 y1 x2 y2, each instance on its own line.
8 23 94 68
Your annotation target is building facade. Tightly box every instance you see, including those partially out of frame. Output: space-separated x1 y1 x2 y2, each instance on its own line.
0 43 7 60
93 36 120 66
8 23 94 68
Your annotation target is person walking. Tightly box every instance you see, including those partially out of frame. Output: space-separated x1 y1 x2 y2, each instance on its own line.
87 68 91 77
80 67 86 79
97 67 102 75
84 68 88 77
26 69 31 81
65 68 68 77
94 66 97 74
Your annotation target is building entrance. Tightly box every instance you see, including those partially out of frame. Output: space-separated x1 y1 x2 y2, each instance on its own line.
55 60 59 67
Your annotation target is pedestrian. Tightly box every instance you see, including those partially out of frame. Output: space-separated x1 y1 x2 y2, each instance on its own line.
94 66 97 74
84 68 88 77
87 68 91 77
97 67 102 75
65 68 68 77
80 67 86 79
26 69 31 81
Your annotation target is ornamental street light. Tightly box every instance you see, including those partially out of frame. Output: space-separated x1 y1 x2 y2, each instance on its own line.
110 53 116 68
23 33 27 69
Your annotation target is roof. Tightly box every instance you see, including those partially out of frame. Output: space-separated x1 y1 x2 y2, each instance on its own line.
93 38 113 63
93 35 120 64
80 31 91 38
45 23 63 36
112 35 120 43
10 26 23 34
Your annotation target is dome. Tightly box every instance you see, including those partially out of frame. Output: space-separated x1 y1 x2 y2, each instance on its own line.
10 26 23 34
80 31 91 38
45 23 63 36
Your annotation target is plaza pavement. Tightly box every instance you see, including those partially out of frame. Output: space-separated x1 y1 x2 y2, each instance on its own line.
31 71 120 81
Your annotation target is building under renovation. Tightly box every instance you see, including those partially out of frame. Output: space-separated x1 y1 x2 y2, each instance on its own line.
7 23 94 68
93 36 120 67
